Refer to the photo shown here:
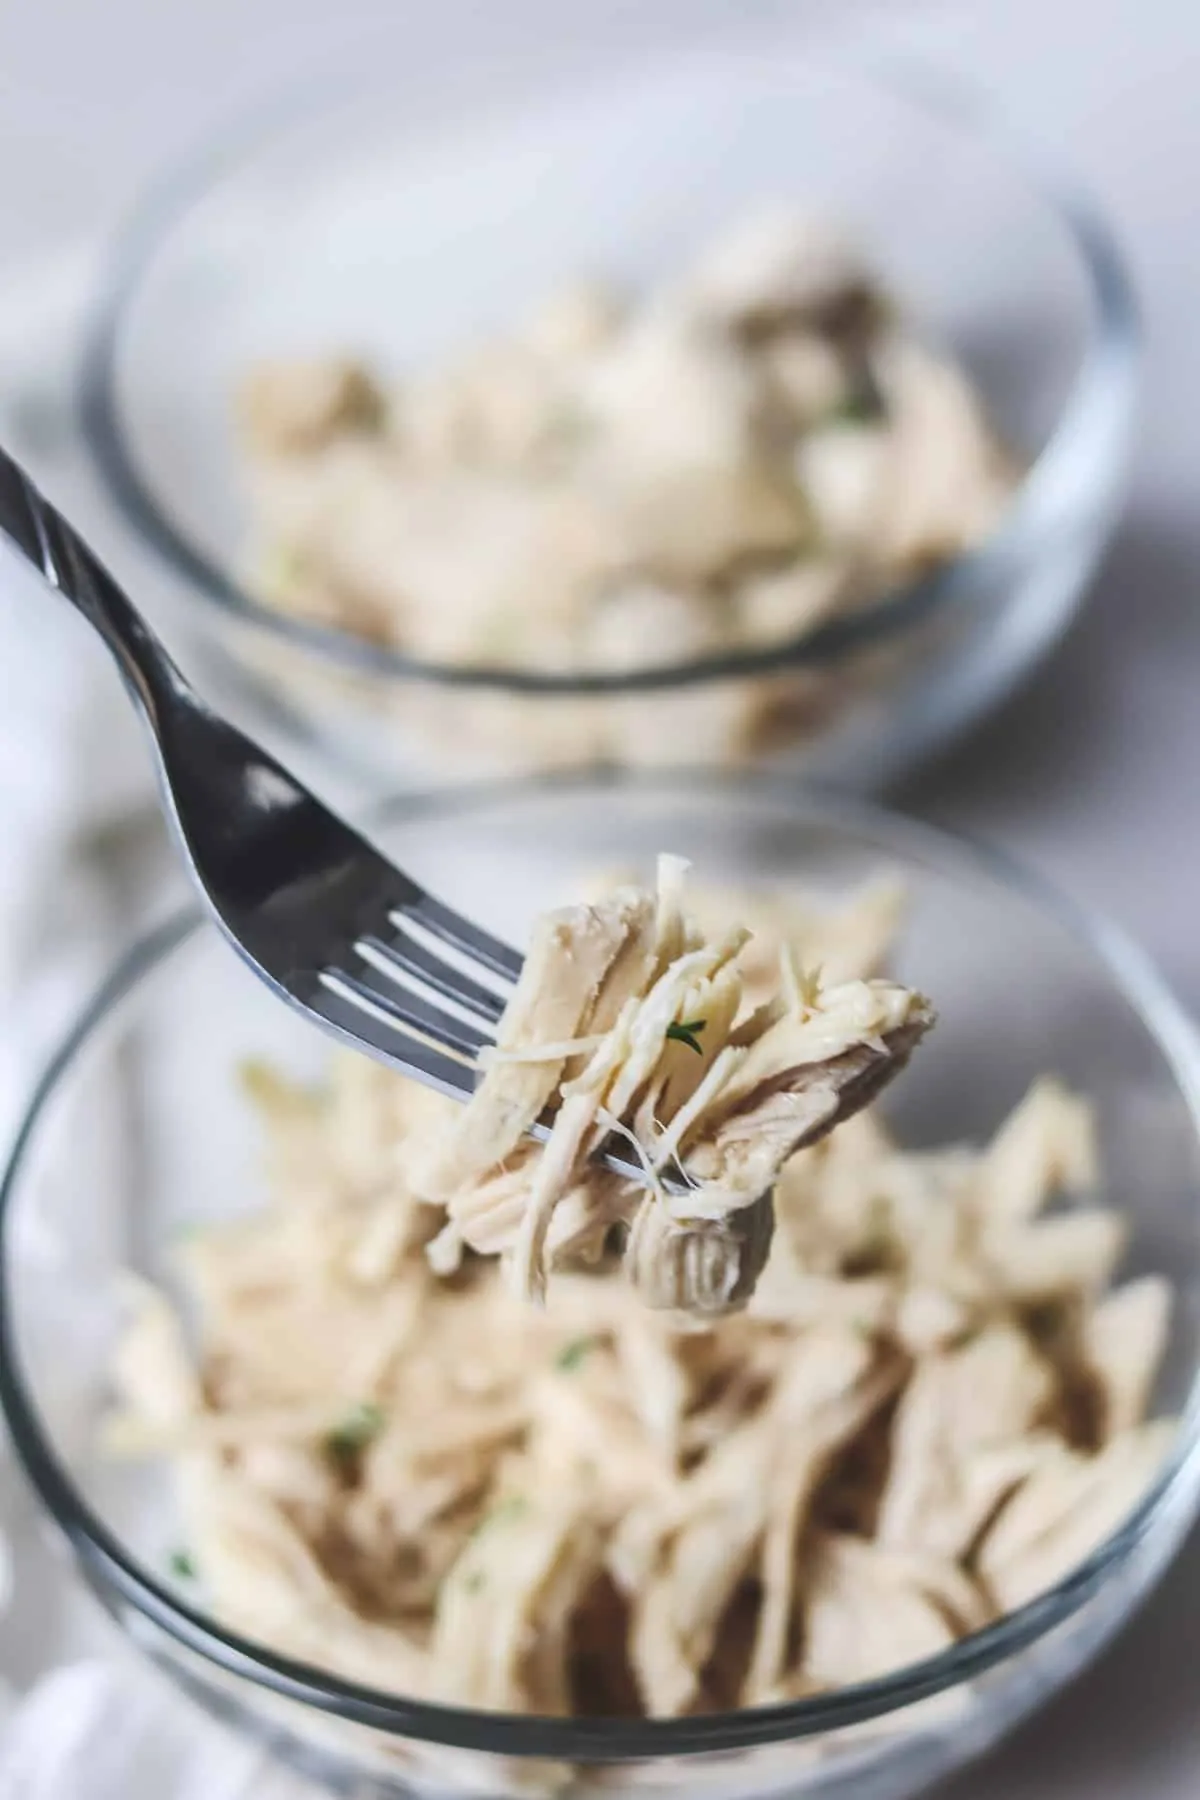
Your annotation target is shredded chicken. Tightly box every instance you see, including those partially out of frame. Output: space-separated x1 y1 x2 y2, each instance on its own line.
427 855 933 1311
104 870 1176 1758
237 208 1016 772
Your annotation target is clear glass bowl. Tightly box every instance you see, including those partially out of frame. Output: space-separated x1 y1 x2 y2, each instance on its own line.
80 43 1138 790
2 774 1199 1799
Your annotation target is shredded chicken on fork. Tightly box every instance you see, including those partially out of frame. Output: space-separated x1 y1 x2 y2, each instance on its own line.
425 855 934 1312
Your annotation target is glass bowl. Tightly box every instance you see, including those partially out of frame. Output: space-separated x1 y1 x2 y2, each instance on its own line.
2 773 1199 1800
80 42 1138 791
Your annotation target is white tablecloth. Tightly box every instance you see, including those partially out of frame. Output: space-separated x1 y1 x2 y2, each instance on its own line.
1 1 1199 1795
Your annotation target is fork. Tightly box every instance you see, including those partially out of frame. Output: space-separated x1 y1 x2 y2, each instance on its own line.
0 444 662 1187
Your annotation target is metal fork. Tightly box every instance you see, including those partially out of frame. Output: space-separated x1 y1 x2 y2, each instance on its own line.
0 444 659 1186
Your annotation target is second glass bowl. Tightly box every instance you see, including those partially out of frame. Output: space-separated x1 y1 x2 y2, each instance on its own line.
2 774 1199 1800
82 42 1137 789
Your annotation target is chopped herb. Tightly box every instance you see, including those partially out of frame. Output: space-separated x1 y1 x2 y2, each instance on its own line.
555 1335 598 1373
325 1401 385 1467
238 1056 320 1115
475 1494 528 1537
257 544 312 601
492 1494 529 1526
830 386 883 427
666 1019 707 1057
464 1570 487 1594
237 1055 281 1104
169 1549 196 1580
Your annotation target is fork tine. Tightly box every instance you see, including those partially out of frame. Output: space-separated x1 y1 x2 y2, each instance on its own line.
362 928 508 1024
395 893 525 982
314 978 480 1100
521 1115 689 1193
318 977 689 1192
332 961 492 1060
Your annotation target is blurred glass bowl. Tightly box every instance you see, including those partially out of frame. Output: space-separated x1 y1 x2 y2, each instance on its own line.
2 773 1200 1800
80 45 1137 790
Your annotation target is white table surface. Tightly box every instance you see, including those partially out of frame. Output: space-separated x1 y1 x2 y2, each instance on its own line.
3 0 1200 1794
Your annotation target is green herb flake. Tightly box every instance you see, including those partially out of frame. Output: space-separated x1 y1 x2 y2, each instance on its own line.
554 1336 598 1374
464 1570 487 1594
325 1401 385 1466
169 1548 196 1580
666 1019 707 1057
830 388 883 427
237 1055 281 1104
476 1494 528 1538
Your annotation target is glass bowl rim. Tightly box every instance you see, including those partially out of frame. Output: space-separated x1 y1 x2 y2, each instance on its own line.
79 44 1140 698
2 769 1198 1762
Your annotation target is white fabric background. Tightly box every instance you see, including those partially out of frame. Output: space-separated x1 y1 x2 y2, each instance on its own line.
0 0 1198 1794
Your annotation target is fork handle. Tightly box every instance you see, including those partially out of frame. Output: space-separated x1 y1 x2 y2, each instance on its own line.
0 441 195 724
